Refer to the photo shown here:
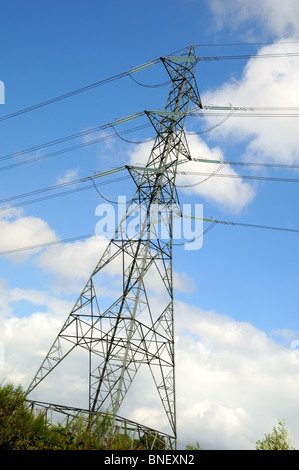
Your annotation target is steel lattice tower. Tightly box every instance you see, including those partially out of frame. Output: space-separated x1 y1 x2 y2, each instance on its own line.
26 46 202 449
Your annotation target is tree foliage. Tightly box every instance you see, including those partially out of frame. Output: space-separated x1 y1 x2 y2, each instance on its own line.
3 382 295 450
0 382 169 450
255 419 295 450
185 441 201 450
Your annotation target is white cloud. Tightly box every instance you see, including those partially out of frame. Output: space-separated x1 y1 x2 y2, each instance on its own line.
0 202 199 303
56 168 79 185
0 278 14 319
0 209 58 262
202 40 299 163
36 235 110 294
176 133 256 212
0 278 74 386
174 301 299 449
2 297 299 449
173 271 196 293
129 134 255 212
208 0 299 37
0 311 70 386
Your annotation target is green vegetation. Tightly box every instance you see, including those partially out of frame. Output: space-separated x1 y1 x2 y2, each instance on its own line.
0 382 167 450
0 382 296 450
256 419 295 450
185 441 201 450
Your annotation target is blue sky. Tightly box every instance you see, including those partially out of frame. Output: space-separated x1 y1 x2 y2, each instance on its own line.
1 0 299 450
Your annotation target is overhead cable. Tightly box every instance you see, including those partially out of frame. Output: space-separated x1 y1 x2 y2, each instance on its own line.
189 157 299 170
0 123 152 170
1 105 298 170
1 216 299 257
0 47 298 123
193 41 299 47
196 52 299 62
0 113 145 172
176 171 299 186
0 168 128 212
0 60 160 123
2 156 299 213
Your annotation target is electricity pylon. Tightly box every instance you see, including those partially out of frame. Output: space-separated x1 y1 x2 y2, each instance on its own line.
26 46 202 449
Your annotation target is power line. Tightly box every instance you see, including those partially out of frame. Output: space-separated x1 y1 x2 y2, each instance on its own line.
0 177 130 213
195 112 299 118
0 171 129 212
127 73 171 88
0 60 160 123
196 52 299 62
175 157 299 186
2 149 299 213
222 160 299 169
1 105 298 171
194 41 299 47
201 217 299 234
0 45 195 124
176 171 299 186
1 216 299 257
0 123 148 164
2 157 298 212
188 158 299 170
187 107 299 135
0 48 298 124
193 106 299 119
0 233 99 256
0 115 147 172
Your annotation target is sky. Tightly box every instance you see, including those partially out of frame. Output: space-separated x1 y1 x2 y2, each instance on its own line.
0 0 299 450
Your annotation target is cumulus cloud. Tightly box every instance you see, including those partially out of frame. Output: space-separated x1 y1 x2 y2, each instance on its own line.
176 133 256 212
36 241 197 321
129 133 256 212
174 301 299 449
0 278 71 321
1 296 299 449
2 0 299 451
0 209 297 446
0 209 58 262
36 235 109 294
0 278 74 385
208 0 299 37
202 40 299 163
56 168 79 185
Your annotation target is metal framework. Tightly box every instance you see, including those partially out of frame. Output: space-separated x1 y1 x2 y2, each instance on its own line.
26 46 202 449
27 400 175 449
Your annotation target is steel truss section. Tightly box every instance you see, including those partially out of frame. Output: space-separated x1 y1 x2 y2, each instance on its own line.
27 400 176 450
26 46 202 448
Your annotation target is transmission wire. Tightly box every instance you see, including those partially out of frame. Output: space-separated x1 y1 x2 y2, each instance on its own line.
111 125 155 145
176 163 226 187
0 105 298 171
127 73 171 88
90 178 128 204
1 217 299 257
0 48 298 124
0 59 161 123
173 221 217 246
2 160 299 214
176 171 299 187
0 175 130 213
